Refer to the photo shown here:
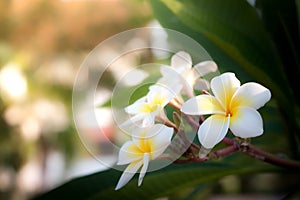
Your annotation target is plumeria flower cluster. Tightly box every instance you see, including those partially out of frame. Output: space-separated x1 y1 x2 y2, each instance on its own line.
115 51 271 190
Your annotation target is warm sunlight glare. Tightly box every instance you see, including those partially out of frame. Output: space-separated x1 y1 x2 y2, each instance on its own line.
0 63 27 100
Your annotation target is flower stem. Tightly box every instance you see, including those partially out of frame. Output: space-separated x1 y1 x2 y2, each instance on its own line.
158 115 178 132
169 104 300 169
209 145 238 159
221 137 300 169
182 114 199 132
244 144 300 169
221 137 234 145
174 143 237 163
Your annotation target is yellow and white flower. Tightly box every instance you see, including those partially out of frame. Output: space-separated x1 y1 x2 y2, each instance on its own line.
181 72 271 149
115 124 173 190
122 83 182 127
160 51 218 97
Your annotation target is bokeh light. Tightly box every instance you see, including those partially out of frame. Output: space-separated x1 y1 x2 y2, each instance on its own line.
0 62 27 101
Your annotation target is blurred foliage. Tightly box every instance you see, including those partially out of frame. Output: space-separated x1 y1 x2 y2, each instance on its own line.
0 0 151 55
0 0 152 199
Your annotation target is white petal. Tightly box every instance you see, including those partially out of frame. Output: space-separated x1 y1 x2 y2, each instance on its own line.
181 95 225 115
131 124 173 157
150 124 173 159
160 65 191 97
171 51 192 73
119 113 145 128
159 65 181 82
117 141 143 165
178 77 194 97
149 84 181 106
133 123 165 139
138 153 150 186
118 118 134 129
211 72 240 110
142 113 156 127
231 82 271 110
147 85 166 104
230 106 264 138
115 160 143 190
182 85 194 97
156 109 169 123
194 79 210 91
124 97 147 114
198 114 230 149
193 61 218 77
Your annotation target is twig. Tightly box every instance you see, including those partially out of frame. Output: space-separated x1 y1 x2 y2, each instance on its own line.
182 114 200 132
221 137 300 169
210 145 238 159
244 144 300 169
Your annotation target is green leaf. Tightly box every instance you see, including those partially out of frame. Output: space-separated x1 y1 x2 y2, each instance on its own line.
149 0 291 107
33 157 280 200
256 0 300 104
254 0 300 157
297 0 300 33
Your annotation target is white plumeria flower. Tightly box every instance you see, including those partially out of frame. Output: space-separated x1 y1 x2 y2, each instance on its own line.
121 83 182 127
160 51 218 97
181 72 271 150
115 124 173 190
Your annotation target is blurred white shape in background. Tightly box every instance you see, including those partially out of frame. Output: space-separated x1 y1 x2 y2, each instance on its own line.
121 68 149 86
4 98 69 141
20 116 41 141
17 158 42 193
32 99 69 134
43 151 65 189
0 62 27 101
36 57 77 87
148 20 170 59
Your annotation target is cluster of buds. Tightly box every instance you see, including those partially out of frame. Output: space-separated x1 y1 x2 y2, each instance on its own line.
115 51 271 190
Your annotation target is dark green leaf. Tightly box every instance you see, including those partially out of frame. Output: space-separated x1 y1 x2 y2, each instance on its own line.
256 0 300 104
297 0 300 32
33 157 280 200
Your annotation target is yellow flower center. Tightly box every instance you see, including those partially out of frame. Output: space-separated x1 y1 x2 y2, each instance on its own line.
140 104 158 113
225 110 232 117
140 95 165 113
139 139 152 153
226 96 242 117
